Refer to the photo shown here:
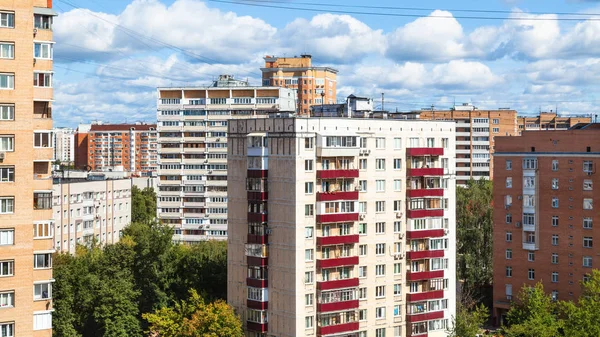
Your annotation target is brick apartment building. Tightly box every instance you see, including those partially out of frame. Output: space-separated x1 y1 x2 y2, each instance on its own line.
517 111 591 133
492 124 600 325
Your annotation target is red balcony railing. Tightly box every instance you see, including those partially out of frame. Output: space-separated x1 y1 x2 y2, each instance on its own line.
317 256 359 269
407 147 444 157
316 169 360 179
248 213 268 222
407 290 445 302
317 278 359 291
246 278 268 288
407 209 444 219
247 191 268 201
317 299 359 313
406 229 445 239
317 234 359 246
406 249 445 260
407 168 444 177
247 299 268 310
407 189 444 198
247 233 268 245
406 270 445 281
247 256 268 266
246 322 268 332
317 213 359 224
247 170 268 178
316 191 359 202
407 310 445 323
317 322 359 336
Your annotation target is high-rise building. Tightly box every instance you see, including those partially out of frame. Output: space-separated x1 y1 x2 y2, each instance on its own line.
492 126 600 325
0 1 56 335
156 75 295 243
53 127 75 165
517 112 591 133
227 115 456 337
261 55 338 115
74 122 158 176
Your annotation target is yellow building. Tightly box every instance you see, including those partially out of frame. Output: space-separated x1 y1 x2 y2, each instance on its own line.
261 55 338 115
0 1 55 336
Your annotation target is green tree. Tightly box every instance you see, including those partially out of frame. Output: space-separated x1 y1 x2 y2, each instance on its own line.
502 283 563 337
448 303 489 337
561 270 600 337
144 290 243 337
456 179 493 297
131 185 157 224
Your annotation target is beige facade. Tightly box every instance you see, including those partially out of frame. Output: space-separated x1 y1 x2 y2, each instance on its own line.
156 75 294 243
53 127 74 164
52 178 132 254
228 117 456 337
0 1 56 336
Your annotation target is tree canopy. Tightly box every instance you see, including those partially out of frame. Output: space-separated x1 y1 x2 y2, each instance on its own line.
131 185 157 224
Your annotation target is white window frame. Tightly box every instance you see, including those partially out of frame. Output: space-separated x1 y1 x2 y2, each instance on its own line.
33 42 53 60
0 12 15 28
33 72 52 88
33 311 52 331
0 197 14 214
0 229 13 245
0 291 14 308
33 282 53 301
0 43 13 59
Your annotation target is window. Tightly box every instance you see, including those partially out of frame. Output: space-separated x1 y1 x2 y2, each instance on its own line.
304 182 313 194
375 201 385 213
359 266 367 278
394 221 402 233
358 309 367 321
376 159 386 170
34 282 52 300
506 214 512 223
393 284 402 296
0 198 13 214
376 137 385 149
393 158 402 170
376 306 386 319
0 136 13 151
506 232 512 242
0 73 13 89
393 200 402 212
34 192 52 210
493 118 500 124
552 160 558 171
492 127 499 133
359 288 367 299
506 160 512 170
376 285 385 298
394 263 402 275
0 43 13 59
34 253 52 269
376 328 386 337
34 14 52 29
505 249 512 259
584 179 593 191
360 137 367 148
34 132 52 148
552 216 559 227
552 197 559 208
305 316 313 328
551 253 558 264
0 291 13 308
376 243 385 255
584 237 593 248
584 160 593 173
523 158 537 169
358 202 367 213
376 222 385 233
304 271 313 284
528 251 535 262
34 72 52 87
584 198 593 210
305 226 313 238
305 249 313 261
506 266 512 277
376 264 385 276
506 177 512 188
304 204 314 216
0 105 13 121
552 235 559 246
358 223 366 235
393 179 402 191
528 269 535 280
359 159 367 170
584 217 593 229
358 180 367 191
305 160 313 171
376 180 385 192
394 137 402 149
359 244 367 256
583 256 592 268
33 311 52 330
551 272 558 283
0 322 13 337
0 260 13 276
34 42 53 59
304 137 314 149
0 167 13 183
552 178 558 190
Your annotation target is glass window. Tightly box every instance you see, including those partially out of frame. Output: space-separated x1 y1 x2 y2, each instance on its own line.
34 282 52 300
0 166 14 182
34 43 53 59
0 43 13 59
33 312 52 330
0 291 14 308
33 253 52 269
33 72 52 87
0 12 15 28
0 198 14 214
0 73 14 89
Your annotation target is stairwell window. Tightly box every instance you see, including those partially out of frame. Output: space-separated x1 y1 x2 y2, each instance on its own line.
33 72 52 87
33 253 52 269
34 42 53 59
0 73 13 89
34 132 52 148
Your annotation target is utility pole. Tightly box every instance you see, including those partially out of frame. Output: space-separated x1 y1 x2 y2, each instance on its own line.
381 93 384 111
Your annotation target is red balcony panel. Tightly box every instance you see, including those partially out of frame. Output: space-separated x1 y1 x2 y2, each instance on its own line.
407 168 444 177
317 169 360 179
407 270 445 281
247 191 268 201
406 229 445 239
407 209 444 219
247 256 268 266
317 322 359 336
247 299 268 310
408 189 444 198
246 322 268 333
317 213 359 224
247 233 268 245
317 278 359 290
317 256 359 269
407 290 445 302
317 191 359 202
407 249 445 260
248 213 268 222
247 170 268 178
317 234 359 246
246 278 268 288
407 310 445 323
317 300 359 313
407 147 444 157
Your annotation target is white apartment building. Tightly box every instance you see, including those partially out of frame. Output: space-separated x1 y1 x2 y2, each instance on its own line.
52 177 132 253
227 116 456 337
53 127 75 164
156 75 295 242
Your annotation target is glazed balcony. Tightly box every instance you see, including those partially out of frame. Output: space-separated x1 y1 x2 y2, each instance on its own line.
248 212 268 222
317 300 359 313
317 213 359 224
407 209 444 219
317 234 359 246
247 191 268 201
316 169 359 179
407 289 445 302
246 277 268 288
406 270 444 281
317 278 359 291
407 168 444 177
317 322 359 336
407 310 445 323
317 256 359 269
407 188 444 198
406 229 446 239
407 147 444 157
406 249 445 260
316 191 359 202
246 322 268 332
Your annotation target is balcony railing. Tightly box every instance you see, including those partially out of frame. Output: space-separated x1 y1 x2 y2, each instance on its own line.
246 277 268 288
247 233 268 245
317 322 359 336
247 299 268 310
317 213 359 224
317 299 359 313
407 289 445 302
407 209 444 219
407 168 444 177
317 278 359 291
406 270 445 281
406 249 445 260
317 234 359 246
407 310 445 323
316 191 359 202
406 229 445 239
407 188 444 198
316 169 359 179
246 322 268 332
317 256 359 269
407 147 444 156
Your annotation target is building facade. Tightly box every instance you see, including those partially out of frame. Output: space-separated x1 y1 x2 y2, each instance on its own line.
0 1 56 335
53 127 75 165
227 117 456 337
74 122 158 176
156 75 295 243
517 112 591 133
261 55 338 115
492 127 600 325
52 177 132 254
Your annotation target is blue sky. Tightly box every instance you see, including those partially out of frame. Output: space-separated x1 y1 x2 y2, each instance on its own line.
52 0 600 127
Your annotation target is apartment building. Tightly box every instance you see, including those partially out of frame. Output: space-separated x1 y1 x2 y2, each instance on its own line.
0 1 56 336
74 122 158 176
492 126 600 325
52 176 131 254
517 112 591 133
227 115 456 337
261 55 338 115
156 75 295 243
53 127 75 165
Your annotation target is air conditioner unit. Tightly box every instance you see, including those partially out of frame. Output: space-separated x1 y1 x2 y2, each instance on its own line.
0 152 4 160
216 138 220 142
394 255 402 260
359 214 366 220
515 222 521 228
505 205 511 209
395 212 403 218
199 225 204 229
204 214 210 217
205 225 210 229
265 228 272 235
587 172 593 176
443 229 449 235
208 170 213 174
204 159 209 163
398 233 404 239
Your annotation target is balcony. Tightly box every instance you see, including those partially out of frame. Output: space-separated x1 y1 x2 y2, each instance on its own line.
316 191 359 202
522 242 538 251
316 169 359 179
406 270 444 281
317 213 359 224
248 213 268 222
317 300 359 313
247 299 268 310
247 234 268 245
407 290 445 302
406 250 445 260
246 322 268 333
407 148 444 157
246 278 268 288
317 322 359 336
407 310 445 323
247 170 268 178
522 223 535 232
317 234 359 246
407 189 444 198
407 168 444 177
317 256 359 269
247 192 268 201
247 256 268 266
407 209 444 219
406 229 445 239
317 278 359 291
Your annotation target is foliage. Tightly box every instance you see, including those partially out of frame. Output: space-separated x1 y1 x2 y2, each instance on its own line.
560 270 600 337
502 283 562 337
144 290 243 337
131 186 157 224
447 303 489 337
